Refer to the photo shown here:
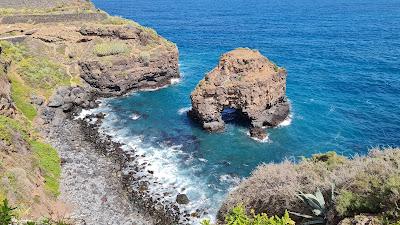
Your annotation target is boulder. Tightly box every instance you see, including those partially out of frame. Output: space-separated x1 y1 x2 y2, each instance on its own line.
48 94 64 107
46 86 95 110
189 48 289 139
249 127 267 140
176 193 189 205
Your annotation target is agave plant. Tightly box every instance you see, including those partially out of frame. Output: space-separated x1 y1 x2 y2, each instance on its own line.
290 184 335 225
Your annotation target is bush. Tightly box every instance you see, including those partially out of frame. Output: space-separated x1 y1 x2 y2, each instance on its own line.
0 115 30 145
0 41 26 62
138 52 150 64
0 199 16 225
336 174 400 220
203 205 295 225
93 42 129 57
219 148 400 224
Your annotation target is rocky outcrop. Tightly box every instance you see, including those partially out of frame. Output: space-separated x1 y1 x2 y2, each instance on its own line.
78 25 180 95
0 58 15 118
189 48 289 139
0 21 180 97
0 76 15 118
47 86 96 111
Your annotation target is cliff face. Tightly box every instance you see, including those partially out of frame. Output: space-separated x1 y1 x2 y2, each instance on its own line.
78 25 179 95
0 18 179 98
0 67 15 118
189 48 289 139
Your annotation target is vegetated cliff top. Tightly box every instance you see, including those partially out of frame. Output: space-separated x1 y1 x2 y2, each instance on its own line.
219 147 400 225
0 55 65 220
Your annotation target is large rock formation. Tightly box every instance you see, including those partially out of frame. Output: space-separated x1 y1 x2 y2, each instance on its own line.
0 17 179 97
78 25 179 95
189 48 289 139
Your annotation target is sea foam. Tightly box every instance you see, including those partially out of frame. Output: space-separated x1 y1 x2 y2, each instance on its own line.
97 107 223 224
178 106 192 115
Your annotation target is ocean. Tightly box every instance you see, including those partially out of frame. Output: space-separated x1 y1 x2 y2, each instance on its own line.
90 0 400 221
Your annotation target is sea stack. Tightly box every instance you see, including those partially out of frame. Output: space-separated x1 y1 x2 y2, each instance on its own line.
188 48 289 139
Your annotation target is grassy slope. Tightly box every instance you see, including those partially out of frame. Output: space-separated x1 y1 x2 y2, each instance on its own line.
0 41 63 218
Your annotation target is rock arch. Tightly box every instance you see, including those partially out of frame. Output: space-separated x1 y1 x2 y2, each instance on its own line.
188 48 289 139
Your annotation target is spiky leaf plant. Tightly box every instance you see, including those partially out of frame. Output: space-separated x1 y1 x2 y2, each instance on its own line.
290 185 335 225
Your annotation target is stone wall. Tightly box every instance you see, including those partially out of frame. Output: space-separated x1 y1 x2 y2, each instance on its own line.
0 12 107 24
0 0 88 9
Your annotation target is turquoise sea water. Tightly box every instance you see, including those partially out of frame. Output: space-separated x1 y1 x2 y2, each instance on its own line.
91 0 400 220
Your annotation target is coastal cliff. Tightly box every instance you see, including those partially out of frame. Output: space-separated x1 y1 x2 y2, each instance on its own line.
0 0 180 224
189 48 289 139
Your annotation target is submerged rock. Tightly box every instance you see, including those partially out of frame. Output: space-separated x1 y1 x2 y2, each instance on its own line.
189 48 289 139
249 127 267 140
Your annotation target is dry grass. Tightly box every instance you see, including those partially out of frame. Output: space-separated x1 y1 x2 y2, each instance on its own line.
219 148 400 224
93 42 129 57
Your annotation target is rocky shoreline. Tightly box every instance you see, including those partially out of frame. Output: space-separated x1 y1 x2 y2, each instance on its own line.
37 86 199 224
39 111 155 225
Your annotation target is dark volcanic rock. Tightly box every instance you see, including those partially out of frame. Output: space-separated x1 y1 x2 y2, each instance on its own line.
77 25 180 96
79 48 179 96
176 194 189 205
189 48 289 139
249 127 267 140
45 86 96 114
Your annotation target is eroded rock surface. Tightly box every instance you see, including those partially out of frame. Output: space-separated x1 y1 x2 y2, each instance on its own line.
77 25 180 95
0 60 15 118
0 17 180 97
189 48 289 138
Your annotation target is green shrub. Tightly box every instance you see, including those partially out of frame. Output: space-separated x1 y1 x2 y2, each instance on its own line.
0 115 30 145
17 57 69 91
30 141 61 197
93 42 129 57
1 41 70 120
202 205 295 225
0 41 26 62
308 151 346 170
0 199 16 225
335 174 400 221
138 52 151 64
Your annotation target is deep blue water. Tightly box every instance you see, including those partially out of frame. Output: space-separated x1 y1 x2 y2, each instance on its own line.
92 0 400 220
